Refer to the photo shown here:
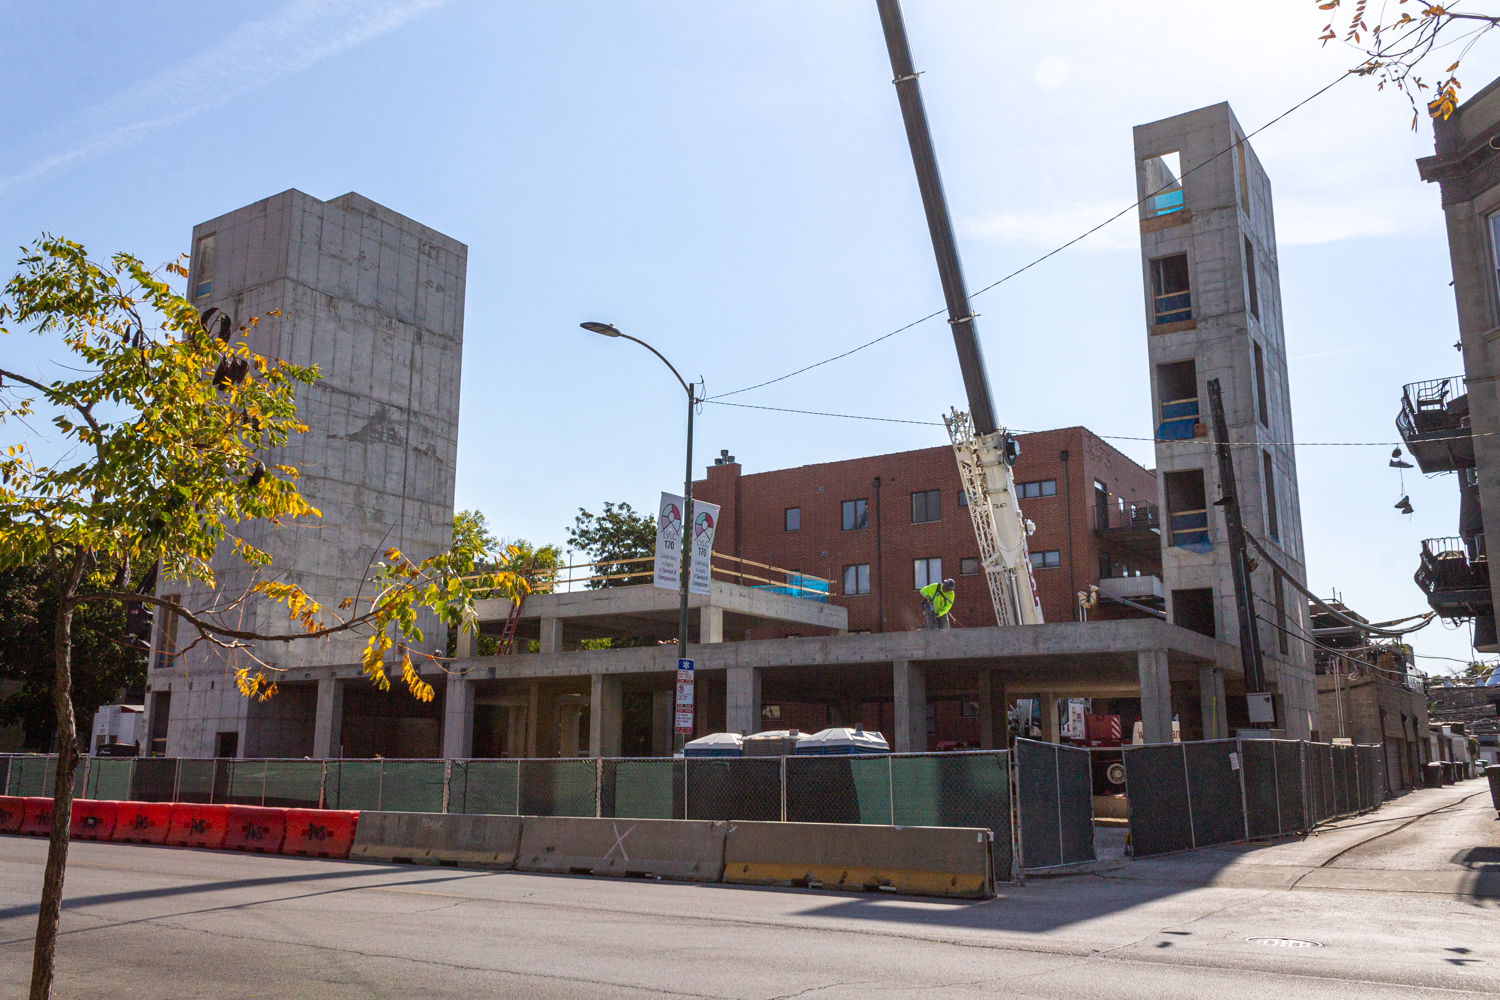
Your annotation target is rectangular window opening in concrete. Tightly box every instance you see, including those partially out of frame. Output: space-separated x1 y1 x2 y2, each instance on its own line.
154 594 182 671
1156 358 1199 439
150 691 171 757
911 488 941 523
1263 450 1279 540
1151 254 1192 325
1274 573 1290 655
1143 151 1183 216
1236 136 1251 216
784 507 800 531
842 498 868 531
1245 237 1260 320
1164 469 1208 548
913 557 942 590
215 731 239 758
194 233 215 299
1254 341 1269 427
1172 587 1216 638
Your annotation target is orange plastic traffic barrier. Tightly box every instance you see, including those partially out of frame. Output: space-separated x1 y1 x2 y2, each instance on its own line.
0 796 26 833
112 801 171 844
166 803 230 850
19 798 53 837
282 808 358 859
70 799 118 841
223 805 287 853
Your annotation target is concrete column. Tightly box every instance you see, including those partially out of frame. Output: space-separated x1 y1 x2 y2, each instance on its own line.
312 677 343 759
978 670 1008 750
699 605 724 644
459 627 479 659
1138 650 1173 744
1041 692 1060 744
590 673 623 757
1199 665 1227 740
526 683 540 757
892 659 927 753
505 705 527 757
539 618 563 655
726 665 761 736
442 672 473 759
560 703 582 757
651 689 673 757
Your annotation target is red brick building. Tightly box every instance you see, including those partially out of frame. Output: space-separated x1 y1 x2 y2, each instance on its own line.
694 427 1163 636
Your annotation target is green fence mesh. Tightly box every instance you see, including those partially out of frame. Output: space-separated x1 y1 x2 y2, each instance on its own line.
453 760 520 815
325 761 382 811
175 760 216 803
605 759 679 819
264 760 325 808
520 759 596 816
377 761 446 813
85 759 134 801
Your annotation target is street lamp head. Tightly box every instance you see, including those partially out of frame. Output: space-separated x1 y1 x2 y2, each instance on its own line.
581 321 622 337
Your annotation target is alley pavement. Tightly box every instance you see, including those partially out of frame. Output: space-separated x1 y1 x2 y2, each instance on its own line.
0 781 1494 998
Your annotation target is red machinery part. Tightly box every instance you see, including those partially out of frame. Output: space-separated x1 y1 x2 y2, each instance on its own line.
111 801 172 845
282 809 358 859
70 799 119 841
19 798 54 837
0 796 27 833
222 805 288 853
165 803 231 850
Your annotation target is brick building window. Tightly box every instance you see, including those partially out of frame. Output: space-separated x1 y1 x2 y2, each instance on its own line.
958 490 969 507
960 557 979 576
193 233 216 299
843 564 870 595
1018 479 1056 499
913 557 942 589
911 489 941 523
842 498 868 531
1150 253 1192 324
784 507 800 531
1030 550 1061 569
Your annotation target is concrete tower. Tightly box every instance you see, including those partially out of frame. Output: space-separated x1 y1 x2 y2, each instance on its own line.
1133 103 1317 738
143 190 466 758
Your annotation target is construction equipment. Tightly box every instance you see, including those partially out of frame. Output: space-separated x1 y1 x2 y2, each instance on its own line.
876 0 1042 626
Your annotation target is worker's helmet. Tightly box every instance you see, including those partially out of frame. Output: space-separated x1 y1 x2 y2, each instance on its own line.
942 578 955 590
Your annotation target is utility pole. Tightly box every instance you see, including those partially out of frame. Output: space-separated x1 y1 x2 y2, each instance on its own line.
1206 378 1266 696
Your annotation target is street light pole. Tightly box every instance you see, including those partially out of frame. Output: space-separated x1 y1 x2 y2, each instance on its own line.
582 323 696 753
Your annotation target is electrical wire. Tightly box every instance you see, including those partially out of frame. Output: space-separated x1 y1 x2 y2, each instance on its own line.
709 71 1352 402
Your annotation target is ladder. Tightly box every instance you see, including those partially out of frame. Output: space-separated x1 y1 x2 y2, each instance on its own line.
496 593 526 655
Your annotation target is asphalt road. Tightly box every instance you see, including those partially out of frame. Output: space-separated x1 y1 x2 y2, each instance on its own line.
0 781 1496 999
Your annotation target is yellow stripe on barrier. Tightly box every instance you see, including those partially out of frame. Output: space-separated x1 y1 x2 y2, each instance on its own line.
724 862 988 898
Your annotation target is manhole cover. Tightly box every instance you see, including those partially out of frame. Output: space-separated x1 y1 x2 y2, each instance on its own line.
1247 937 1323 948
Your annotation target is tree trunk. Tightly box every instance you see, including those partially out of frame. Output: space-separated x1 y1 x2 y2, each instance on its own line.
30 591 80 1000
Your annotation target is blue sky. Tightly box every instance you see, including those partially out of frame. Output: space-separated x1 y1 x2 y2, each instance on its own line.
1 1 1493 673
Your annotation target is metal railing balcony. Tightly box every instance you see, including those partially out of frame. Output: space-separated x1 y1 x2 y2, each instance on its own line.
1397 376 1473 473
1095 500 1161 533
1415 535 1490 617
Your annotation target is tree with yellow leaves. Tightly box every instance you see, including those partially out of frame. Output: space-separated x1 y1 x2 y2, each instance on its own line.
0 237 520 1000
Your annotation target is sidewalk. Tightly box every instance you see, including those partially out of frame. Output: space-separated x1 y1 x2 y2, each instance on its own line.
1087 780 1500 898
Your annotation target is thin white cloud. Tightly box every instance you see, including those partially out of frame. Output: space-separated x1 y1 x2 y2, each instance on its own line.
0 0 450 194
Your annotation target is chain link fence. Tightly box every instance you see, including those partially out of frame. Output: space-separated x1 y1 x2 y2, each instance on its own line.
1016 740 1093 871
1126 738 1389 858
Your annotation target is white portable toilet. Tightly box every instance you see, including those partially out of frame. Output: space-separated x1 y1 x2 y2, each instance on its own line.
740 730 804 757
682 732 743 758
794 726 890 755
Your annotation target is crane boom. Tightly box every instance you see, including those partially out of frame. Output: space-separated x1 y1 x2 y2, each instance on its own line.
876 0 1043 625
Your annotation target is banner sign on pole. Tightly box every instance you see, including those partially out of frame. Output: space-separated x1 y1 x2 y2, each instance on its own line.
653 493 684 590
674 658 695 734
688 499 720 596
654 493 720 596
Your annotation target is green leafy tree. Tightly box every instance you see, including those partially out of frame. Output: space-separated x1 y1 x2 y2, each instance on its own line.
447 510 562 654
0 563 147 749
0 237 521 1000
1317 2 1500 125
567 501 656 589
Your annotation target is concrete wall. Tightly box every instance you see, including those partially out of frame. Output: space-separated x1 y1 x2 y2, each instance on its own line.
1134 103 1316 738
145 189 465 758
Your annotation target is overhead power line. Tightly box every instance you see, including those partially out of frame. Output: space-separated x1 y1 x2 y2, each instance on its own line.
709 71 1352 402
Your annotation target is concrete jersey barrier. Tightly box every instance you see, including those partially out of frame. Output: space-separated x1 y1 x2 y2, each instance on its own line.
723 821 993 899
352 812 522 868
516 816 727 882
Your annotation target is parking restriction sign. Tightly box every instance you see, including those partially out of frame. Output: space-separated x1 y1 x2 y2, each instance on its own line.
674 658 695 734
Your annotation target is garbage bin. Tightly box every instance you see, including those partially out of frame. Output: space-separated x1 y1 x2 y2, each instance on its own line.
1487 765 1500 818
1442 761 1455 785
1425 762 1444 788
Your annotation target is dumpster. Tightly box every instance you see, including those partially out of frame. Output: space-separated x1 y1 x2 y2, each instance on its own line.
1425 762 1443 788
1441 761 1455 785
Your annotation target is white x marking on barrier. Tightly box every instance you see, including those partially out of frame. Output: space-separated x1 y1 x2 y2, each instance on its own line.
606 822 636 861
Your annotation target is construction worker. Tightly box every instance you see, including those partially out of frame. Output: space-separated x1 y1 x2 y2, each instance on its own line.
920 577 956 630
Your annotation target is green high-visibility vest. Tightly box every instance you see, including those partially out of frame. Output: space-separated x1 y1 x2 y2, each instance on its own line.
920 582 954 617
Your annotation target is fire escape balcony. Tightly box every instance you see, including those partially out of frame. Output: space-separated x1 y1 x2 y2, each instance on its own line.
1414 535 1491 619
1397 376 1473 473
1094 500 1161 554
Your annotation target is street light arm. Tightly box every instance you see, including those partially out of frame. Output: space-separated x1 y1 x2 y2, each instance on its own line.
616 332 693 399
